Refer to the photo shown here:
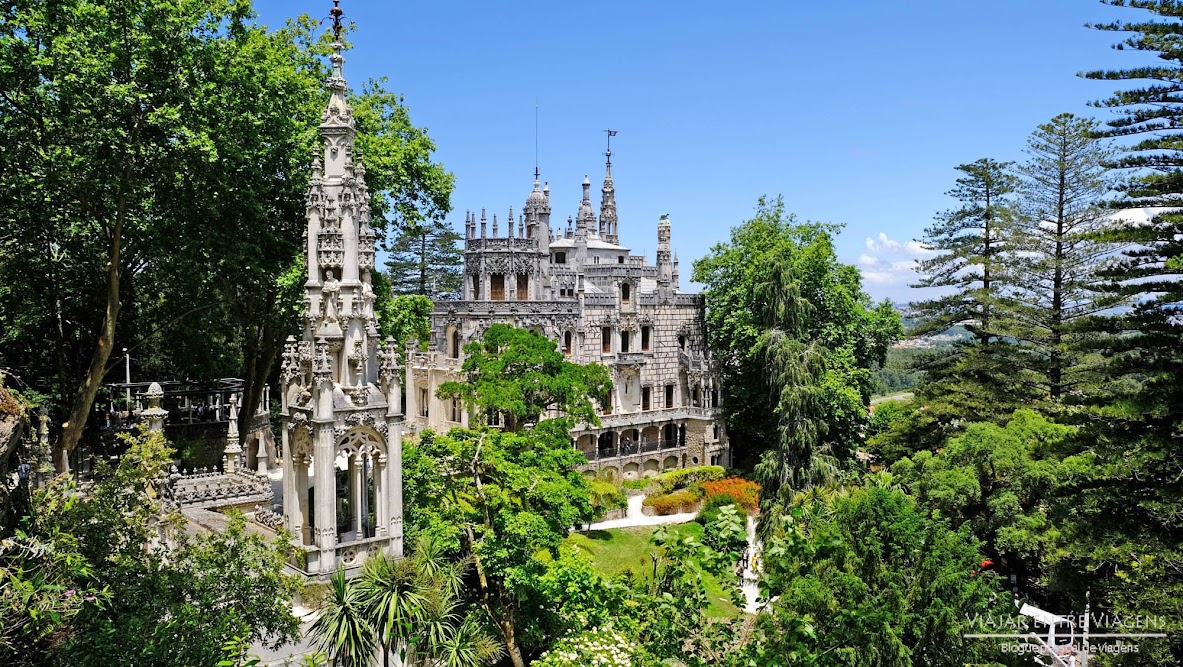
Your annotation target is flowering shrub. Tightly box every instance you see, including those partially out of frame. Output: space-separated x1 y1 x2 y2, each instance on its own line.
532 627 635 667
642 488 700 515
699 477 760 511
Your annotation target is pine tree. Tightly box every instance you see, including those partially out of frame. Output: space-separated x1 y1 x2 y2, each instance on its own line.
384 220 463 298
912 158 1018 344
1055 7 1183 662
1002 113 1121 402
906 160 1035 435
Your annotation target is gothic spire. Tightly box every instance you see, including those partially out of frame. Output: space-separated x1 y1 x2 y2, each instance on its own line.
600 132 618 244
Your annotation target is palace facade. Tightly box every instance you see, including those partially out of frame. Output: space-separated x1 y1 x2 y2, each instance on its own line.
404 154 730 479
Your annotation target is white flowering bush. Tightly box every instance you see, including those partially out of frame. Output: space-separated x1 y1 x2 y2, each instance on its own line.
532 627 635 667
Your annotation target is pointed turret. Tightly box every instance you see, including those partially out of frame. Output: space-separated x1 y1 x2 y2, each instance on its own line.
577 175 595 233
600 149 619 244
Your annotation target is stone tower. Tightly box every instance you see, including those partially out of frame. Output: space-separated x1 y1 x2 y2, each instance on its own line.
279 12 403 573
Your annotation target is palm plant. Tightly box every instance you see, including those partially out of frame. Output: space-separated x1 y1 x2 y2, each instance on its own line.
355 552 425 667
309 568 375 667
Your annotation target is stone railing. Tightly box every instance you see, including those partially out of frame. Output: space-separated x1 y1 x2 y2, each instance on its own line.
465 237 537 252
164 466 273 509
254 504 284 531
580 438 683 461
591 406 719 429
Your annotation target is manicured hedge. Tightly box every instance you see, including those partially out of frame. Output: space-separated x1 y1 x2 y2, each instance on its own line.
652 465 726 494
642 488 700 515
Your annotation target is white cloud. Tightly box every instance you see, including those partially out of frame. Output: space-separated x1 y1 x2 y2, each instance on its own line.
852 232 944 302
864 232 933 257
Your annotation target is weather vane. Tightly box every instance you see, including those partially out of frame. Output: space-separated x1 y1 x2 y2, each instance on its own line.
327 0 346 41
604 128 618 163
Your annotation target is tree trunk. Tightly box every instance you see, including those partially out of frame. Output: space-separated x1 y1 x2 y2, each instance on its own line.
462 521 525 667
502 618 525 667
57 222 122 471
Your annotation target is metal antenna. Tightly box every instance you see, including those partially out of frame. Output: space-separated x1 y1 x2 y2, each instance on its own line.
604 128 618 164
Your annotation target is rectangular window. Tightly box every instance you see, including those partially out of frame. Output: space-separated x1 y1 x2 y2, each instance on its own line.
451 399 461 423
618 256 624 264
665 384 674 408
555 252 566 264
516 274 529 301
601 327 612 354
620 331 630 353
472 277 481 300
490 274 505 301
641 326 651 351
642 387 651 411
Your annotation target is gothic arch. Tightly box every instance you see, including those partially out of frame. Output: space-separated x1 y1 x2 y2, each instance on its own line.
335 426 387 461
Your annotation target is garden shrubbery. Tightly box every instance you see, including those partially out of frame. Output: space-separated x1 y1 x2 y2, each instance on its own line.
699 477 759 511
650 465 725 494
642 488 701 515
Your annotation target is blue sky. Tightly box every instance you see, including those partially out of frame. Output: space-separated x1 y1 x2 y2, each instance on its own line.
252 1 1152 302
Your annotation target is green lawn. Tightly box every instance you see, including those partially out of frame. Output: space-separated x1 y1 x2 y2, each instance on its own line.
564 522 743 617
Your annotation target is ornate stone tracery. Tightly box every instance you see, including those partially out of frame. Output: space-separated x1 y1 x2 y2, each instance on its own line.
280 25 404 573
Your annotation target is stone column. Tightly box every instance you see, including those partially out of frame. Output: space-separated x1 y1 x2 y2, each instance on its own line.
313 425 337 572
387 421 404 557
282 427 297 532
374 455 387 537
296 458 310 544
223 394 242 474
351 453 364 537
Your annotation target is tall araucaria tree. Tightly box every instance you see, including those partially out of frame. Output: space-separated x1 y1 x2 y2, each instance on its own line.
1063 6 1183 662
912 158 1019 344
1002 113 1121 402
385 220 464 298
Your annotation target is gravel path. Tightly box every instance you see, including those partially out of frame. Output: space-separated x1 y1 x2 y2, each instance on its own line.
587 494 699 530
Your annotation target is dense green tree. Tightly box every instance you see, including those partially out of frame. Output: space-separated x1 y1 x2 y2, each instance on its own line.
412 329 612 667
1065 7 1183 661
692 197 900 493
437 324 611 433
890 411 1082 596
755 482 1014 667
0 429 300 666
913 158 1018 344
0 0 264 467
0 2 453 469
384 220 464 298
414 424 595 667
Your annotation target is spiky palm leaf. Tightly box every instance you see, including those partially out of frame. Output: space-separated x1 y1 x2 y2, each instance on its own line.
308 568 375 667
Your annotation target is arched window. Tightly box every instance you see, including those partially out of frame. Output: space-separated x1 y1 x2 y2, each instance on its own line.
451 329 461 359
621 283 631 304
563 331 573 354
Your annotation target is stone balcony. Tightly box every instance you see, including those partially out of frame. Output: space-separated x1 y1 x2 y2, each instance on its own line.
590 405 721 430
